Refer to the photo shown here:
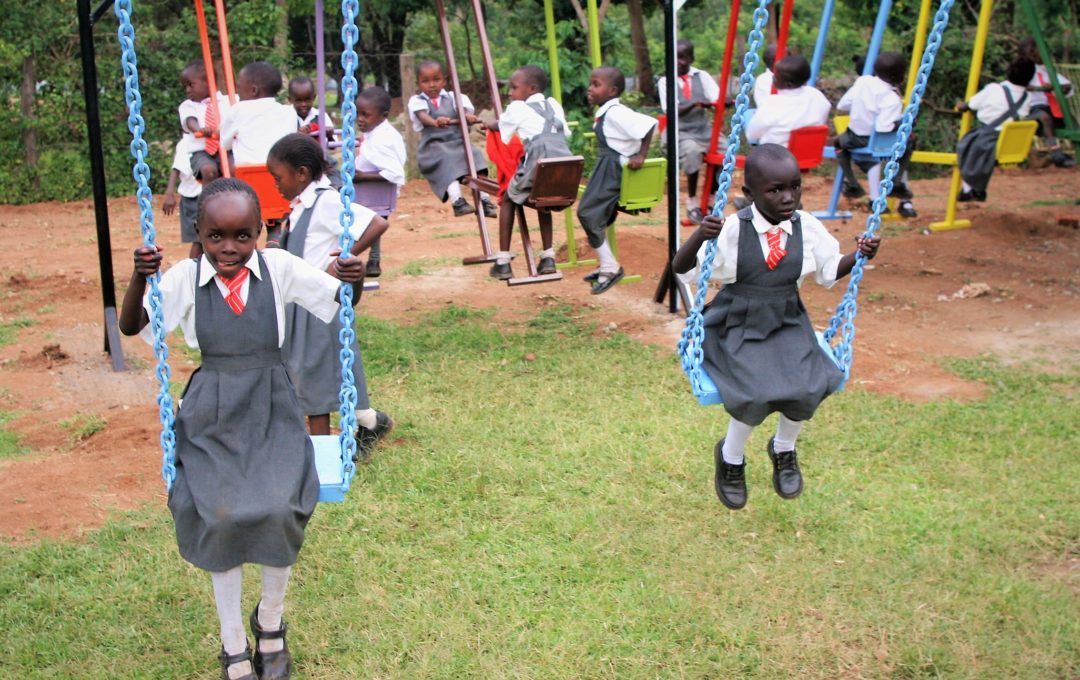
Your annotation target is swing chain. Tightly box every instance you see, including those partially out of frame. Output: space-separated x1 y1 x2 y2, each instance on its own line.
676 0 771 400
335 0 362 488
824 0 956 373
114 0 177 489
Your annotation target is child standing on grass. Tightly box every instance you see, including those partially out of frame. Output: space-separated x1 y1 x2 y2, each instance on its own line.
745 54 831 147
673 144 879 510
162 139 204 259
407 59 498 218
268 133 395 456
119 178 367 680
354 86 406 279
482 65 572 280
657 40 721 225
577 66 657 295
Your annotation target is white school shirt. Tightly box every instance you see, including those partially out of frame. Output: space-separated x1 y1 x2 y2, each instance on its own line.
968 81 1032 129
297 106 319 128
171 140 202 198
677 204 843 290
498 93 571 144
288 175 377 268
139 249 341 350
593 98 658 163
407 90 476 133
357 119 407 186
837 75 903 136
177 93 228 152
745 85 832 146
657 67 722 111
753 69 775 106
1028 64 1073 109
219 97 298 165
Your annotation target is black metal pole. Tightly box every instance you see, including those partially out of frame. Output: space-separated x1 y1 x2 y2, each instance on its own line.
653 0 684 314
78 0 125 371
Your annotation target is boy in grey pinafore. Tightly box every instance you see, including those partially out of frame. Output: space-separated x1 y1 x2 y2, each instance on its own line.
672 144 880 510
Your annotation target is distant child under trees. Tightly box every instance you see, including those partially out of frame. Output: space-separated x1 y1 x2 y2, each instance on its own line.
288 75 335 143
353 86 406 278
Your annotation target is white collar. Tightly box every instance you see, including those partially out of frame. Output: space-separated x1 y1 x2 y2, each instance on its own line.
197 251 263 286
424 89 450 101
524 93 546 104
295 175 333 209
678 66 704 78
595 98 622 117
750 203 793 235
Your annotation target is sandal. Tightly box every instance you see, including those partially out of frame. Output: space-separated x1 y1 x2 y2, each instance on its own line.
590 267 624 295
583 269 601 283
219 643 257 680
250 603 292 680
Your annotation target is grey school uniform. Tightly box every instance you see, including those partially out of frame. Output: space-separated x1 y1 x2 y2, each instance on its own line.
416 94 488 202
958 86 1028 193
171 253 319 571
281 189 371 416
576 110 623 249
701 208 844 426
661 72 716 174
506 101 573 205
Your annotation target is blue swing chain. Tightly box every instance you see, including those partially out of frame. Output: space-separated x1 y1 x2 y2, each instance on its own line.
676 0 770 401
114 0 177 490
335 0 362 491
822 0 956 372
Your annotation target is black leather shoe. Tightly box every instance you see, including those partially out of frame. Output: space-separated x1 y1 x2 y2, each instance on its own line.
537 257 557 275
356 411 394 461
452 198 476 216
958 189 987 203
714 439 747 510
842 183 866 199
582 269 600 283
220 642 257 680
888 181 914 200
897 201 918 218
590 267 624 295
365 259 382 278
250 604 292 680
489 262 513 280
482 198 499 218
767 437 803 499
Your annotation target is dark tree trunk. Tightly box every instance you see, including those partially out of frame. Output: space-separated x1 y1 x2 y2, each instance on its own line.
20 56 40 193
627 0 654 99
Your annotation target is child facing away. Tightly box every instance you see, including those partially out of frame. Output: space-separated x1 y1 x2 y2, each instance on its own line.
657 39 721 225
179 60 229 183
481 65 572 280
1019 38 1076 168
162 138 204 259
752 44 778 106
353 86 407 278
119 178 367 680
267 133 394 456
836 52 918 218
407 59 498 218
219 61 298 167
746 54 831 147
673 144 879 510
955 58 1036 202
577 66 657 295
288 75 335 142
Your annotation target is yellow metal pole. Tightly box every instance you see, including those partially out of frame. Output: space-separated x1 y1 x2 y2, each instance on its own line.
931 0 993 232
587 0 602 68
903 0 932 105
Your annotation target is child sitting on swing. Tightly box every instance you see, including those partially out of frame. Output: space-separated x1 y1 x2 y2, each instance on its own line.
673 144 880 510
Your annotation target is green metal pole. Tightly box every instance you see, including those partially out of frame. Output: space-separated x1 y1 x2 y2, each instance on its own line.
1019 0 1077 133
544 0 561 104
587 0 602 68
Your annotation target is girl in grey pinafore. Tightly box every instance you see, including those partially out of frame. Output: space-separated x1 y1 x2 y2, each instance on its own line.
172 253 319 571
281 188 371 416
506 101 573 205
576 110 624 249
416 94 488 201
701 207 845 426
662 72 718 175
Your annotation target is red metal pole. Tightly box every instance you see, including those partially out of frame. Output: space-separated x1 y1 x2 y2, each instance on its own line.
699 0 742 214
214 0 237 104
771 0 795 93
193 0 230 178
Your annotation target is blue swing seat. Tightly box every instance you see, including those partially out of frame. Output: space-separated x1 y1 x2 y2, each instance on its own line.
312 434 349 502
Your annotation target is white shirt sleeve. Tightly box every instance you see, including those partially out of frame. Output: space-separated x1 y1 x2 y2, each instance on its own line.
262 249 341 323
359 126 407 185
800 213 843 287
218 102 240 152
139 258 197 347
676 213 740 288
967 83 995 112
459 93 475 115
178 99 201 131
699 71 721 103
837 83 855 113
499 100 528 144
876 90 903 132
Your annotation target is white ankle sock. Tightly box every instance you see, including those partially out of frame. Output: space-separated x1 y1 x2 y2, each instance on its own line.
480 191 491 202
496 250 512 265
722 418 755 465
447 181 463 202
961 180 972 193
773 415 803 453
257 564 292 654
868 164 882 201
539 248 555 260
686 197 697 212
211 567 253 679
594 240 619 273
356 408 377 430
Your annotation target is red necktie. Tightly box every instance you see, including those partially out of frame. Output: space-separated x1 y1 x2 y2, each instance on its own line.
203 96 220 155
218 268 249 315
680 74 692 100
1037 71 1063 118
765 228 787 270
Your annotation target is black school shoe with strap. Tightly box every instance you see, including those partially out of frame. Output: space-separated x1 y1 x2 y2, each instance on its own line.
537 257 557 275
714 439 747 510
452 198 476 216
355 411 395 462
365 259 382 278
767 437 803 499
482 198 499 218
250 604 292 680
219 643 257 680
590 267 624 295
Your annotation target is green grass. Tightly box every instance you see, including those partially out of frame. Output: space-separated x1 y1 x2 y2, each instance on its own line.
1 306 1078 678
0 412 26 459
396 256 460 276
58 413 106 445
0 317 34 347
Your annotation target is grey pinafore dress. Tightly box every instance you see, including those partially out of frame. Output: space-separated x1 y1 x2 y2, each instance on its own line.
416 94 488 201
958 85 1027 193
701 208 845 426
171 254 319 571
662 72 716 174
281 189 371 416
506 101 573 205
576 109 623 249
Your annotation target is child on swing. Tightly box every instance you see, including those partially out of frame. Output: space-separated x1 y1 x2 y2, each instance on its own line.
179 60 228 184
119 178 367 679
353 86 407 278
407 60 498 218
577 66 657 295
481 64 572 280
672 144 880 510
267 132 395 456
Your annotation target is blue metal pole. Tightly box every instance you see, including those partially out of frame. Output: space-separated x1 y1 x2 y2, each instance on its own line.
809 0 835 86
863 0 893 76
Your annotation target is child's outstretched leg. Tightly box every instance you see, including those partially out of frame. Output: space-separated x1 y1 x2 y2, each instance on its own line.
537 209 556 275
768 415 804 499
490 195 515 280
250 565 292 679
211 567 256 680
590 238 623 295
715 419 753 509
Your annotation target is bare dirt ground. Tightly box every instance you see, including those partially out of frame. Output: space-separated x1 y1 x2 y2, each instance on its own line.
1 165 1077 542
